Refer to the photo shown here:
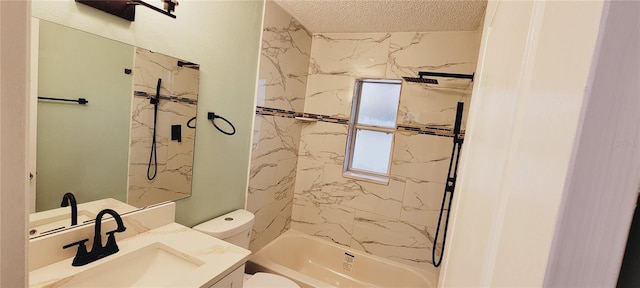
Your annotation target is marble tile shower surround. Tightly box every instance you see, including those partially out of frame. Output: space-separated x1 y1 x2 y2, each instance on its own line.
246 1 311 253
257 1 311 112
304 32 479 129
247 115 300 252
247 4 480 280
127 48 199 208
289 30 480 280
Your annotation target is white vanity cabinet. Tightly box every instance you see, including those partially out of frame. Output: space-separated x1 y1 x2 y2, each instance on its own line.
209 266 245 288
29 203 252 288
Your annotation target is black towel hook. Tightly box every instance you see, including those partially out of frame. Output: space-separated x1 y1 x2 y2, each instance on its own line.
207 112 236 136
186 116 196 128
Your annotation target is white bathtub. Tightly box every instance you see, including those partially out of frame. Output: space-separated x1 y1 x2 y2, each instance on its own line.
246 229 433 288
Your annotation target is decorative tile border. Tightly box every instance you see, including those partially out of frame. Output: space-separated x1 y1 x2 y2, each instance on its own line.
396 124 465 139
256 106 350 125
134 91 198 105
256 106 464 139
301 113 350 125
255 106 298 118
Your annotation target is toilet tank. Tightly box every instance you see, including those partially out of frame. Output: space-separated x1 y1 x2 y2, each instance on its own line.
192 209 254 248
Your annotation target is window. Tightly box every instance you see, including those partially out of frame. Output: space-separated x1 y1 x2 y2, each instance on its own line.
344 79 401 183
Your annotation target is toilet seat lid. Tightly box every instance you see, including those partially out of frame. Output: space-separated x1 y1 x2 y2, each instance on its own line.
244 273 300 288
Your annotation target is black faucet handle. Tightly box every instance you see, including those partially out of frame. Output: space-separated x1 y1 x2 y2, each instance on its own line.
63 238 91 267
103 231 121 255
63 238 89 250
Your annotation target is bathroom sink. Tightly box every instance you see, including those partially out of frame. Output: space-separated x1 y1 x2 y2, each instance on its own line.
59 242 205 287
28 210 95 237
30 220 252 288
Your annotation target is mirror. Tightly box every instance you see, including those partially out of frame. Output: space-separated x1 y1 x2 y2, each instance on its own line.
33 20 199 235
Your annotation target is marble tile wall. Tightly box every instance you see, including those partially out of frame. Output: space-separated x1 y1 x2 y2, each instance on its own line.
127 48 199 208
290 31 481 282
246 1 311 252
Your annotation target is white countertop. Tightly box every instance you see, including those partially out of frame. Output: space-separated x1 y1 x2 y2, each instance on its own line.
29 222 251 287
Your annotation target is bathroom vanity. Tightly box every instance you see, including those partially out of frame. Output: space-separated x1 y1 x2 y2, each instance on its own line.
29 202 251 287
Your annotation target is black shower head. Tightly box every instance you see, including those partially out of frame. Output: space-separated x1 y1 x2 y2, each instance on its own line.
402 76 438 84
403 71 475 86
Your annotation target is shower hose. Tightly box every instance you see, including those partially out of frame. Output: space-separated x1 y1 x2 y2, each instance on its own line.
432 102 464 267
147 78 161 181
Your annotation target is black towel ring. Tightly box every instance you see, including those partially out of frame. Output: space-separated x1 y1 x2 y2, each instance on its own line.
187 116 196 128
207 112 236 136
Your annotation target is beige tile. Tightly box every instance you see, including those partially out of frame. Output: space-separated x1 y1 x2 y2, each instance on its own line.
258 1 311 113
304 74 355 117
291 194 355 246
400 178 446 230
250 199 292 252
293 157 324 195
351 210 435 272
248 156 297 252
251 116 300 163
309 33 390 78
347 178 405 219
127 163 191 208
386 32 480 79
171 66 200 101
134 48 174 96
246 115 301 253
298 122 348 165
397 83 471 128
129 136 168 165
321 164 405 219
390 132 453 182
129 97 154 139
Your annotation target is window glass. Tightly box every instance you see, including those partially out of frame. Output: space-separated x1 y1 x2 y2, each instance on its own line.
356 82 401 127
345 79 401 181
350 129 394 174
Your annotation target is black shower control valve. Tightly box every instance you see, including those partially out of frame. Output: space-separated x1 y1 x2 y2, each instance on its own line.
207 112 215 120
124 68 132 75
171 124 182 143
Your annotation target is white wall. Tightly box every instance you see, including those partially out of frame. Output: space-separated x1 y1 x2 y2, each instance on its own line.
440 0 604 286
0 0 30 286
31 0 265 227
544 1 640 286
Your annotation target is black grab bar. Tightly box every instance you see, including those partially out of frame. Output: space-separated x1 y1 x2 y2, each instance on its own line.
38 97 88 105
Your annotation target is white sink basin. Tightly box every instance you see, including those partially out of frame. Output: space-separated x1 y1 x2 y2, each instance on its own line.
29 221 252 288
59 242 205 287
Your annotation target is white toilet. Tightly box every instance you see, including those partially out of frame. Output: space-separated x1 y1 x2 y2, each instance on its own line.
193 209 300 288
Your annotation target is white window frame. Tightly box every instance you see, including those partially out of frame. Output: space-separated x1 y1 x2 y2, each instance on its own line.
343 79 402 185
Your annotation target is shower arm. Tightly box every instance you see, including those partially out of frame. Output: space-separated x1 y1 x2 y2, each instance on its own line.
127 0 176 18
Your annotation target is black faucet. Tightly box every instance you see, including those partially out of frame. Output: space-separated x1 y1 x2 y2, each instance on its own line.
62 209 127 266
60 192 78 226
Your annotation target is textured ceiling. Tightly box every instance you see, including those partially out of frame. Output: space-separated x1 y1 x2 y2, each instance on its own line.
272 0 488 33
